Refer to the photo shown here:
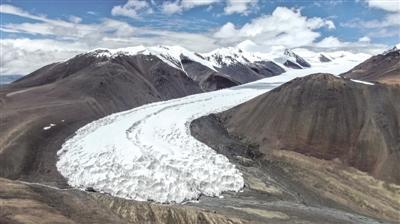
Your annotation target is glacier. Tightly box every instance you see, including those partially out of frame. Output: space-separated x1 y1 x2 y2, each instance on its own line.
57 53 367 203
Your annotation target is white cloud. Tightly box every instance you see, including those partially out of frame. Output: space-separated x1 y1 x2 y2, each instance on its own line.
315 36 343 48
341 13 399 38
307 17 336 29
358 36 371 42
349 13 400 28
0 4 47 21
161 1 183 14
366 0 400 12
224 0 258 15
0 39 84 75
161 0 220 14
0 4 388 76
214 22 237 38
0 4 220 75
214 7 335 48
69 16 82 23
181 0 221 8
111 0 152 19
312 36 385 55
161 0 259 15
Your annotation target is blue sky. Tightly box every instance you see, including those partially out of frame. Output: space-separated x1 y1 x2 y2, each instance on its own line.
1 0 399 75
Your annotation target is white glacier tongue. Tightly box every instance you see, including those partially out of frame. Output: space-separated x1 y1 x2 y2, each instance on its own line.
57 52 366 204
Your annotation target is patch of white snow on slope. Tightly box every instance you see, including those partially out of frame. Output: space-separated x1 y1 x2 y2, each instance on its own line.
43 123 56 130
350 79 375 85
56 58 361 203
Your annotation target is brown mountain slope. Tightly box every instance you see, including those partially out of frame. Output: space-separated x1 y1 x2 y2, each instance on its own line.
0 53 202 186
0 178 248 224
341 48 400 85
219 74 400 184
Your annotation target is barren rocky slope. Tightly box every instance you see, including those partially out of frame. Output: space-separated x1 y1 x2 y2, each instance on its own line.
0 178 249 224
0 53 202 186
342 47 400 84
218 74 400 184
190 74 400 223
191 114 400 223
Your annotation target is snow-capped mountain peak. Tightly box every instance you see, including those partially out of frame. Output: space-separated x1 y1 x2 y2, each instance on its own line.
382 44 400 55
82 45 372 79
283 48 311 68
203 47 270 67
87 45 218 72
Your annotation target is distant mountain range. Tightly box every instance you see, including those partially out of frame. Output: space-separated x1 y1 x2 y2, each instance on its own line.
84 45 370 87
2 45 371 91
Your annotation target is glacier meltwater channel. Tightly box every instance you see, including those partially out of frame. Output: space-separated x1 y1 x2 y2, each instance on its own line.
57 57 367 203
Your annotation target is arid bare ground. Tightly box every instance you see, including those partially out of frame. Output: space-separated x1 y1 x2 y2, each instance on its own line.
190 73 400 223
219 74 400 184
190 114 400 223
342 49 400 85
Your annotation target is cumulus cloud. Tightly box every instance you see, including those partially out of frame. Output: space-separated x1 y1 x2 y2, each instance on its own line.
365 0 400 12
0 39 84 75
214 22 236 38
224 0 258 15
111 0 153 19
314 36 343 48
214 7 335 48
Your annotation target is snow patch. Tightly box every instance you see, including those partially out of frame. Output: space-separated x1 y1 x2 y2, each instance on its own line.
351 79 375 85
43 123 56 130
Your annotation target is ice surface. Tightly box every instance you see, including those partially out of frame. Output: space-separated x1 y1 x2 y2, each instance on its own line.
57 53 365 203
